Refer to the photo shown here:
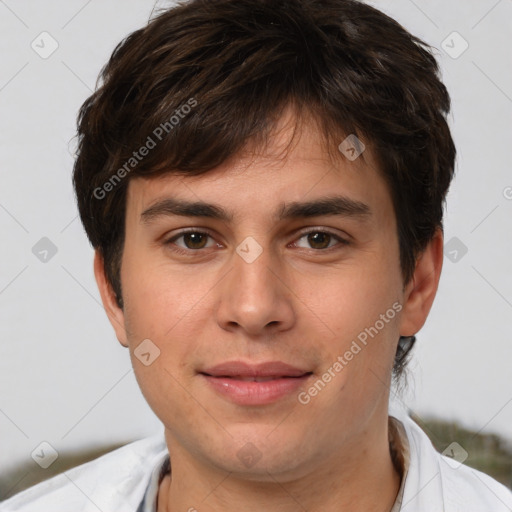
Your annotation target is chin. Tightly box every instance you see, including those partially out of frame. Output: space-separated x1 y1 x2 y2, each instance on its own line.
203 428 313 480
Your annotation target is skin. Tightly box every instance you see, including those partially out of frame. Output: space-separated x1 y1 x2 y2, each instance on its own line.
94 106 443 512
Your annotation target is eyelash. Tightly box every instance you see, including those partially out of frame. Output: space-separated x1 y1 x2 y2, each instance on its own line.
163 227 350 256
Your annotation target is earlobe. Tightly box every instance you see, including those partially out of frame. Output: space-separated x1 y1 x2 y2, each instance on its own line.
93 250 129 347
399 228 444 337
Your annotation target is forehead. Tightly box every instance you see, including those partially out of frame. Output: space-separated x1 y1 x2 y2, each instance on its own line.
125 110 394 229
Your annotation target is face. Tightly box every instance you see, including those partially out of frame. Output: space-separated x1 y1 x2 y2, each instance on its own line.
96 108 440 481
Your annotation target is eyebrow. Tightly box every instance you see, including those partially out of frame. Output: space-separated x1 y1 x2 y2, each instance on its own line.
140 195 372 224
278 196 372 220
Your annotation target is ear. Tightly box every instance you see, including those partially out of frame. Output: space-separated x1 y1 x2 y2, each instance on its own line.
399 227 444 337
93 250 129 347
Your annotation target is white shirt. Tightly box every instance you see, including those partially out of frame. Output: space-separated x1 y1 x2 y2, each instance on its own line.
1 408 511 511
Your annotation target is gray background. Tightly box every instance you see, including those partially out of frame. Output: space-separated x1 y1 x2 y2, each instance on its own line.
1 0 511 483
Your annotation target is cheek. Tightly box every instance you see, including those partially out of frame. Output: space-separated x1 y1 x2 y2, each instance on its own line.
319 263 399 332
121 255 212 339
312 262 402 385
119 261 213 410
129 352 202 440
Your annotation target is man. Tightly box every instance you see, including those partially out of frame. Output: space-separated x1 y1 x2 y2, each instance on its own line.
2 0 511 511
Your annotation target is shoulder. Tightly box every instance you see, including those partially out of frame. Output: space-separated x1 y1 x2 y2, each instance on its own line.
438 451 512 511
0 432 168 512
391 408 512 512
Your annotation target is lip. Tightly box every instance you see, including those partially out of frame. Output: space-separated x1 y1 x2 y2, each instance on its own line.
199 361 313 405
201 360 310 378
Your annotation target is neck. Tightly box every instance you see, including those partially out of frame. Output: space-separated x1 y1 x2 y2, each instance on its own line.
157 415 401 512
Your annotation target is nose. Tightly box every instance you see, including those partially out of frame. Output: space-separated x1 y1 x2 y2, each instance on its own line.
215 240 295 337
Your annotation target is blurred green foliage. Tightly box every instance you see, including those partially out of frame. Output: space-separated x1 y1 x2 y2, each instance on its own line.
412 413 512 490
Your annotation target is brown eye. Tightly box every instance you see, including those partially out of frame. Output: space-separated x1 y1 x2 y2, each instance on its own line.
306 232 332 250
294 230 348 251
182 232 209 249
166 230 217 252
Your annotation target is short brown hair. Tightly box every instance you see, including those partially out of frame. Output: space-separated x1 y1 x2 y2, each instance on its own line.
72 0 456 379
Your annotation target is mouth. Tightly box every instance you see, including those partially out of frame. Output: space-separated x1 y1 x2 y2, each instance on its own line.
200 360 311 378
198 361 313 405
200 372 313 382
203 375 311 382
